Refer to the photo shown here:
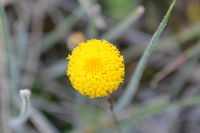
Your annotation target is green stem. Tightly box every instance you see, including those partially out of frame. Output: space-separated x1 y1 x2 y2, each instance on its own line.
10 89 31 127
108 96 122 133
115 0 176 112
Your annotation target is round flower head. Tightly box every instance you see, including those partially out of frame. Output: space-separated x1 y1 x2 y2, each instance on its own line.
67 39 125 98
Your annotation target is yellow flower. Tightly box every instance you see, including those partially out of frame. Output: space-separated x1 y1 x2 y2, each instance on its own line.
67 39 125 98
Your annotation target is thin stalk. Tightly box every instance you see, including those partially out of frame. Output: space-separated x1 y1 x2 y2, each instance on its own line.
108 96 121 133
0 4 11 133
115 0 176 112
10 89 31 127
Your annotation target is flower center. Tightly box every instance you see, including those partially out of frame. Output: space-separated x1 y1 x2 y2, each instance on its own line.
85 57 103 74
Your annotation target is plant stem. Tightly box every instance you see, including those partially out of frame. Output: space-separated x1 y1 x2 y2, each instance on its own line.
0 4 11 133
115 0 176 112
108 96 122 133
10 89 31 127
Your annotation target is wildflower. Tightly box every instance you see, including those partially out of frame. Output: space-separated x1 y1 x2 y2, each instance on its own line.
67 39 125 98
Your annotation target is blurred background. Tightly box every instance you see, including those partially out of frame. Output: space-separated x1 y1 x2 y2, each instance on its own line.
0 0 200 133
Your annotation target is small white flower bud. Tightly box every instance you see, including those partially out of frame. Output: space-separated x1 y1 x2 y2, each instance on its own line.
20 89 31 98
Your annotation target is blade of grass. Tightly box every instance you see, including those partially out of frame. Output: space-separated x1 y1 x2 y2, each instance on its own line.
123 22 200 63
0 4 11 133
16 24 29 68
1 0 23 119
0 3 20 93
115 0 176 112
100 6 145 41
